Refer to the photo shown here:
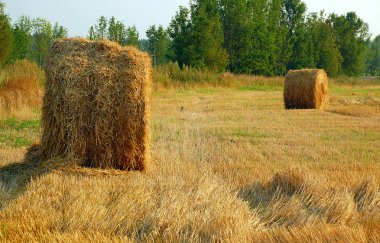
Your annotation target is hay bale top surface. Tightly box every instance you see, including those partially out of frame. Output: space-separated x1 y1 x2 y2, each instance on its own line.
49 37 148 69
285 69 327 81
53 37 130 52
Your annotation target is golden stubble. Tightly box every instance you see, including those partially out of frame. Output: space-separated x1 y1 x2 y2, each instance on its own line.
1 87 380 242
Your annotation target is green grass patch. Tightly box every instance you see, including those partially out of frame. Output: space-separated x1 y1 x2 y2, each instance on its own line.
331 86 380 98
13 137 33 148
0 118 40 148
0 118 40 131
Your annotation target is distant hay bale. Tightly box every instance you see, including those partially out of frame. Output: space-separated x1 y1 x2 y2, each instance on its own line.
284 69 329 109
41 38 152 171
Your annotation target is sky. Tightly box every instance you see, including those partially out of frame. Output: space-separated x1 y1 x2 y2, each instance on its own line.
3 0 380 39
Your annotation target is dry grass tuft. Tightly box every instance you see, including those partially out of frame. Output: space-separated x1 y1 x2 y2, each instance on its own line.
327 105 380 117
41 38 152 170
270 168 306 195
284 69 329 109
0 59 44 92
153 62 284 89
253 223 368 243
0 60 43 118
354 177 380 211
327 94 380 117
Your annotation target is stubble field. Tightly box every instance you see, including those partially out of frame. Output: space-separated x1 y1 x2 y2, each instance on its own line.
0 83 380 242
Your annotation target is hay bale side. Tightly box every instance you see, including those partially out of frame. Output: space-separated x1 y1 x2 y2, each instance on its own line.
284 69 329 109
41 38 152 171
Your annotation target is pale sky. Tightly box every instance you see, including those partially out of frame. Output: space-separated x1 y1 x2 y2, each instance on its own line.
3 0 380 39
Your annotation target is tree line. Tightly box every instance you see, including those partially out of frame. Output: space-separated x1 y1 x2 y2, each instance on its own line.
1 0 380 77
165 0 375 77
0 2 68 67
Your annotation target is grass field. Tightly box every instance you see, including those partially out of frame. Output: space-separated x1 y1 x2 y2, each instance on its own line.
0 81 380 241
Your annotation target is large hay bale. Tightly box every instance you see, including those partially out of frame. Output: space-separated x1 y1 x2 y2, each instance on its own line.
41 38 152 170
284 69 329 109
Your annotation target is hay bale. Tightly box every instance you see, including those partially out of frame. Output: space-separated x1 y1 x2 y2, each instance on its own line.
284 69 329 109
41 38 152 171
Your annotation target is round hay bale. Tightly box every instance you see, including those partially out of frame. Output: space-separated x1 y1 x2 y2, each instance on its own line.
41 38 152 171
284 69 329 110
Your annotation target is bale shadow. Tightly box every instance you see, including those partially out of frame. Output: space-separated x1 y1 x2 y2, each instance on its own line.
0 144 56 205
238 181 272 210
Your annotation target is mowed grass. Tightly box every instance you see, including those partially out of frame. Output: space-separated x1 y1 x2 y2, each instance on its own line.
0 84 380 241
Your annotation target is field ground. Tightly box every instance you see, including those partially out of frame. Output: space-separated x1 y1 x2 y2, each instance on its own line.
0 83 380 241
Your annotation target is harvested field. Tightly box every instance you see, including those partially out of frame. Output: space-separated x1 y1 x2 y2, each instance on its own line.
0 83 379 241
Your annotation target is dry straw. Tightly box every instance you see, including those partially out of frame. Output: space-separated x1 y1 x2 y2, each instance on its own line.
0 60 43 114
284 69 329 109
41 38 152 171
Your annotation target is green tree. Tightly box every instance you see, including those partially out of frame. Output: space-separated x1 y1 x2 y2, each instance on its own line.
95 16 108 40
0 1 12 65
366 35 380 76
219 0 254 74
307 12 342 76
189 0 228 72
88 26 96 40
330 12 370 76
108 17 127 44
146 25 171 65
268 0 291 75
52 22 68 39
250 0 272 75
8 15 32 62
126 25 139 48
282 0 311 70
115 21 127 45
168 6 192 68
108 16 117 41
30 18 52 66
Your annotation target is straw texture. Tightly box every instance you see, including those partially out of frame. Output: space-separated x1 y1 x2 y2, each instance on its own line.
284 69 329 109
41 38 152 170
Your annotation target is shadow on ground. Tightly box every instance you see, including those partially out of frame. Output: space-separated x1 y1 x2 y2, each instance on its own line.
0 144 73 206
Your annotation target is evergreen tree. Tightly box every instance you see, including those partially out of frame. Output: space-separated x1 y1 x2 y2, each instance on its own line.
189 0 228 72
0 1 12 65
